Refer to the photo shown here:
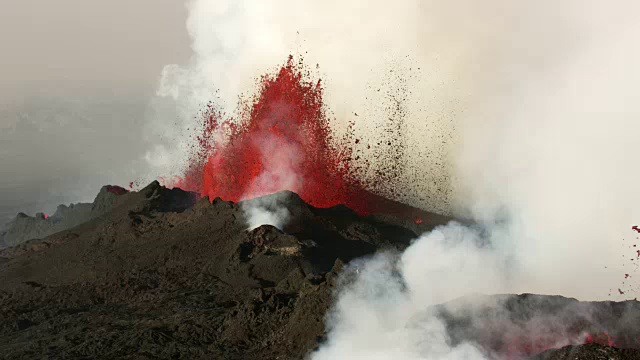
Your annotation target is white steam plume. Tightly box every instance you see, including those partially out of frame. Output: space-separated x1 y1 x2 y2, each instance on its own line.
451 3 640 300
312 223 609 360
313 223 502 360
241 194 292 231
241 133 302 230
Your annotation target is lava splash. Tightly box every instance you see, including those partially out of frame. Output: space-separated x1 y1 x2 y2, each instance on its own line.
168 57 382 214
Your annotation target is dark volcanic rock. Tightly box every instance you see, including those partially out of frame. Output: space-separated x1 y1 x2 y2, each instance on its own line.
0 204 89 248
0 185 133 248
0 182 638 360
532 343 640 360
432 294 640 359
0 183 436 359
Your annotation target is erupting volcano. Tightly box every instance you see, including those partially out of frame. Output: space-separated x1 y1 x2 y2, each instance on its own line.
1 57 639 358
165 56 398 215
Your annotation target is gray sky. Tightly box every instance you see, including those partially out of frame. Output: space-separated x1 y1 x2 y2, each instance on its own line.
0 0 189 103
0 0 190 222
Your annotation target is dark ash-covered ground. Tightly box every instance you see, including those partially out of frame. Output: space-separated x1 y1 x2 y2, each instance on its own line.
0 182 638 359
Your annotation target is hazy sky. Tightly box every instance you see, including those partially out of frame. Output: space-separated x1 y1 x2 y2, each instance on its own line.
0 1 189 102
0 1 190 222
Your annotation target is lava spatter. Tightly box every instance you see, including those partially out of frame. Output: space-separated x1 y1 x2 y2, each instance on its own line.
618 227 640 298
167 56 407 214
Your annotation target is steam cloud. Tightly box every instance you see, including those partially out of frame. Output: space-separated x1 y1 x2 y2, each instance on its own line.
241 133 301 230
313 223 611 359
313 223 502 360
241 194 292 231
154 0 640 357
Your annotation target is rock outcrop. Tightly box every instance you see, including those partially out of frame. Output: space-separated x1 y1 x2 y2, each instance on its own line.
0 185 131 248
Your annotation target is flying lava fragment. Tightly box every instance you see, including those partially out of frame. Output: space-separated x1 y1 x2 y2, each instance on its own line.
167 56 409 215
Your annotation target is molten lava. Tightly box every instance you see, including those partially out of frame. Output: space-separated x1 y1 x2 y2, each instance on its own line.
169 57 397 214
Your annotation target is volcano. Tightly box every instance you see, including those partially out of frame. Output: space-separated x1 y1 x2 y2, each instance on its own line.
0 182 639 359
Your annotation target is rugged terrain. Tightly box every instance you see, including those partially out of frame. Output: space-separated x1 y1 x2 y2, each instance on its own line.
0 182 638 359
0 185 130 248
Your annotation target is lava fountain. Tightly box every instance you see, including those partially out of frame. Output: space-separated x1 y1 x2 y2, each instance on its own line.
165 56 399 215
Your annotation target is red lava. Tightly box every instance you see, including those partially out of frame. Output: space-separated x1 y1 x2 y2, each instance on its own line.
585 331 617 347
165 56 401 214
